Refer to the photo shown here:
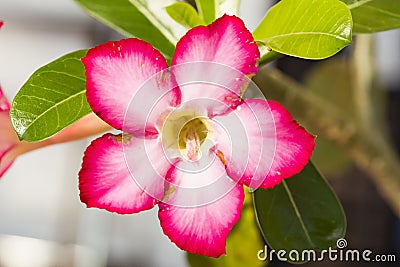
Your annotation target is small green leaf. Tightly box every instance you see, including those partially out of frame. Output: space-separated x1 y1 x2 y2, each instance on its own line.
10 50 91 142
187 192 264 267
166 2 205 29
253 162 346 263
74 0 179 59
195 0 240 25
195 0 216 24
129 0 187 43
342 0 400 33
253 0 352 59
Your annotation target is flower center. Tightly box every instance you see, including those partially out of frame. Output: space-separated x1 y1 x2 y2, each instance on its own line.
161 109 209 162
178 118 207 161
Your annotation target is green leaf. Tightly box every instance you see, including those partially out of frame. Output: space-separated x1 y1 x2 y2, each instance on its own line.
195 0 240 25
166 2 205 29
10 50 91 142
342 0 400 33
257 41 283 65
74 0 181 60
195 0 216 24
187 192 264 267
253 162 346 263
129 0 187 42
253 0 352 59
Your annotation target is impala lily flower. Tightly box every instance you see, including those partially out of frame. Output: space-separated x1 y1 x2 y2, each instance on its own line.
79 15 315 257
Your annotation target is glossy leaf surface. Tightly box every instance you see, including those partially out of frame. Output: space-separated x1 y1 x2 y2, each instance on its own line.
10 50 91 141
253 0 352 59
253 162 346 263
342 0 400 33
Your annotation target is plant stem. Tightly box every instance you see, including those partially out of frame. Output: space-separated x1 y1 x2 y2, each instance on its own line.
258 50 282 65
351 35 376 133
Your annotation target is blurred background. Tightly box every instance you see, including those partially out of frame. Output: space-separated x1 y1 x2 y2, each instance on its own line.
0 0 399 266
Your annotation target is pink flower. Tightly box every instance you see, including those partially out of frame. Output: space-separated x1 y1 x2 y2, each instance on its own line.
79 15 315 257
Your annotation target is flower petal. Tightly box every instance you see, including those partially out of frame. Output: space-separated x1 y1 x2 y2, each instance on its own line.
262 101 315 188
0 88 17 178
172 14 259 77
171 15 259 115
159 156 244 257
211 99 274 188
0 87 11 112
79 133 171 214
212 99 315 189
170 63 248 117
162 151 239 207
82 38 180 135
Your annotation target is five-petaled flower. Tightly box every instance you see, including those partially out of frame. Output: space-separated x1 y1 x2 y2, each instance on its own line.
79 15 315 257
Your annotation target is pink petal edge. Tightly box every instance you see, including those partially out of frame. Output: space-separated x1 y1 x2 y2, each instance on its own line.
158 181 244 257
262 100 315 188
171 15 260 116
211 99 276 189
79 133 168 214
0 87 11 112
172 14 259 75
82 38 180 135
212 99 315 189
158 153 244 257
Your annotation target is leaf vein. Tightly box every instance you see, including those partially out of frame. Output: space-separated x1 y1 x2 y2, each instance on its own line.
282 180 315 247
37 70 85 81
22 91 87 134
268 32 350 42
364 5 400 19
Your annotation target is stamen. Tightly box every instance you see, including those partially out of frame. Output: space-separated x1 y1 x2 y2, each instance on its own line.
185 127 201 161
178 118 208 161
216 149 227 167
